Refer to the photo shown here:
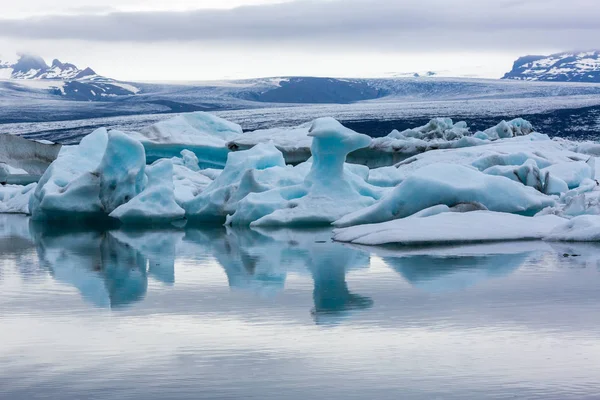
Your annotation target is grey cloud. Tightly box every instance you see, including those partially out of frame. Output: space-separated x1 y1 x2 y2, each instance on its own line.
0 0 598 51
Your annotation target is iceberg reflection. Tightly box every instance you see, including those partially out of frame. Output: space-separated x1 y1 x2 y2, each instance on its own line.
28 222 375 321
374 242 547 293
31 224 152 308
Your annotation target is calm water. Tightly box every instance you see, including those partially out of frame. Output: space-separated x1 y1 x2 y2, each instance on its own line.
2 215 600 399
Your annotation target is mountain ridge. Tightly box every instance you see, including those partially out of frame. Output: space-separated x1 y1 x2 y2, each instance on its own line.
503 51 600 82
0 53 140 100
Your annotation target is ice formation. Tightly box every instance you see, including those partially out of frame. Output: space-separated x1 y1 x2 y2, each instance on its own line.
227 122 313 164
333 211 566 246
334 163 555 228
0 133 61 175
0 183 36 214
30 128 147 221
128 112 242 168
184 142 291 221
110 159 185 225
226 118 381 226
545 215 600 242
3 110 600 244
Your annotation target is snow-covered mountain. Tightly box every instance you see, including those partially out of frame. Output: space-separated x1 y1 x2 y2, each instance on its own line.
503 51 600 82
0 53 140 100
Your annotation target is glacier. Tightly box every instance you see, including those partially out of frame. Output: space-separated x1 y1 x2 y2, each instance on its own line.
1 110 600 243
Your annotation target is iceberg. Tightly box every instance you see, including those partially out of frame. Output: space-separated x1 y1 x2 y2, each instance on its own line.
30 128 147 221
0 133 61 175
227 122 313 165
226 118 382 226
478 118 534 140
334 163 556 228
110 159 185 225
545 215 600 242
541 160 595 189
184 142 293 222
128 112 243 168
333 211 566 246
0 183 36 214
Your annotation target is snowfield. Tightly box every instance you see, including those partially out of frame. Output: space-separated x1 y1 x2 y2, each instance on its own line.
4 111 600 244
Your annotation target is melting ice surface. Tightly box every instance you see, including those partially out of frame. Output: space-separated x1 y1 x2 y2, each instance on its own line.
3 215 600 399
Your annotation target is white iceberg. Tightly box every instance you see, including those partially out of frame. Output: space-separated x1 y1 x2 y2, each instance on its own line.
545 215 600 242
333 211 566 246
0 183 36 214
334 163 556 228
0 133 61 175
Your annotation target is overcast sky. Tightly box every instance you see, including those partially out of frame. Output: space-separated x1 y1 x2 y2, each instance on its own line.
0 0 596 81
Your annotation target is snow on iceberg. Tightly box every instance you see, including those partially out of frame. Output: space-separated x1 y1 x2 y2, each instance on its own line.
30 128 147 221
333 211 566 246
334 163 556 228
226 118 382 227
545 215 600 242
128 112 242 168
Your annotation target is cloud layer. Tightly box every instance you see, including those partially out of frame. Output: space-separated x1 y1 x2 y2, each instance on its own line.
0 0 598 52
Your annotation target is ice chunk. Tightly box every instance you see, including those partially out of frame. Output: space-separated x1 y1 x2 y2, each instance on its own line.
545 215 600 242
30 128 147 221
481 118 534 140
172 163 213 204
228 122 313 164
333 211 566 246
0 163 28 177
0 183 36 214
541 161 595 189
227 118 381 227
128 112 242 168
184 142 290 221
482 159 569 195
97 130 146 213
110 159 185 225
367 165 406 187
180 149 201 172
334 163 556 228
389 118 470 141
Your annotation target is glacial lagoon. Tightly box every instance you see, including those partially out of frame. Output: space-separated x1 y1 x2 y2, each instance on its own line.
2 214 600 399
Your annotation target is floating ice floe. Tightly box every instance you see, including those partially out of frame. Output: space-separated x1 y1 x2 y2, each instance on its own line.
333 211 566 246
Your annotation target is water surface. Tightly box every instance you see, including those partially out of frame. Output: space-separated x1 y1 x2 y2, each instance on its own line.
2 215 600 399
